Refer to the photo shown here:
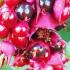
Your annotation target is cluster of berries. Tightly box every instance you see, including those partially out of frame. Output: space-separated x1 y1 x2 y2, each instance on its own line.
0 0 70 70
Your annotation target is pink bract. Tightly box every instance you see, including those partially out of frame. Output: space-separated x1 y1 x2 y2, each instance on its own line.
0 41 15 64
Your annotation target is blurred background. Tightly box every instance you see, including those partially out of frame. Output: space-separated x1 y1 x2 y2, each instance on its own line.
58 19 70 42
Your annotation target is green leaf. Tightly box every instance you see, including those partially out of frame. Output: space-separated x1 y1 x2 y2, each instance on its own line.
10 65 31 70
58 19 70 42
15 65 31 70
64 61 70 70
2 66 12 70
64 41 70 58
2 64 31 70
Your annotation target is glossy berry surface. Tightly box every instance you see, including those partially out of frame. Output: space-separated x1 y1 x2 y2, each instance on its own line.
13 21 29 37
0 0 69 69
0 9 17 29
39 0 54 12
27 41 51 63
15 3 33 21
0 24 9 38
10 34 28 49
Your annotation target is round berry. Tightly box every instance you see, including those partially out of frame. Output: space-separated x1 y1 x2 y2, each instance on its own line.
15 3 33 21
39 0 54 12
10 34 28 49
0 9 17 29
26 41 51 63
13 21 29 37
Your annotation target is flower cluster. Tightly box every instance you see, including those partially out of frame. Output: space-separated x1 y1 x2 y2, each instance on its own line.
0 0 70 70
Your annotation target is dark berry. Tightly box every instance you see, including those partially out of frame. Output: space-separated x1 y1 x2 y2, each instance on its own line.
26 41 51 63
39 0 54 12
15 3 33 21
